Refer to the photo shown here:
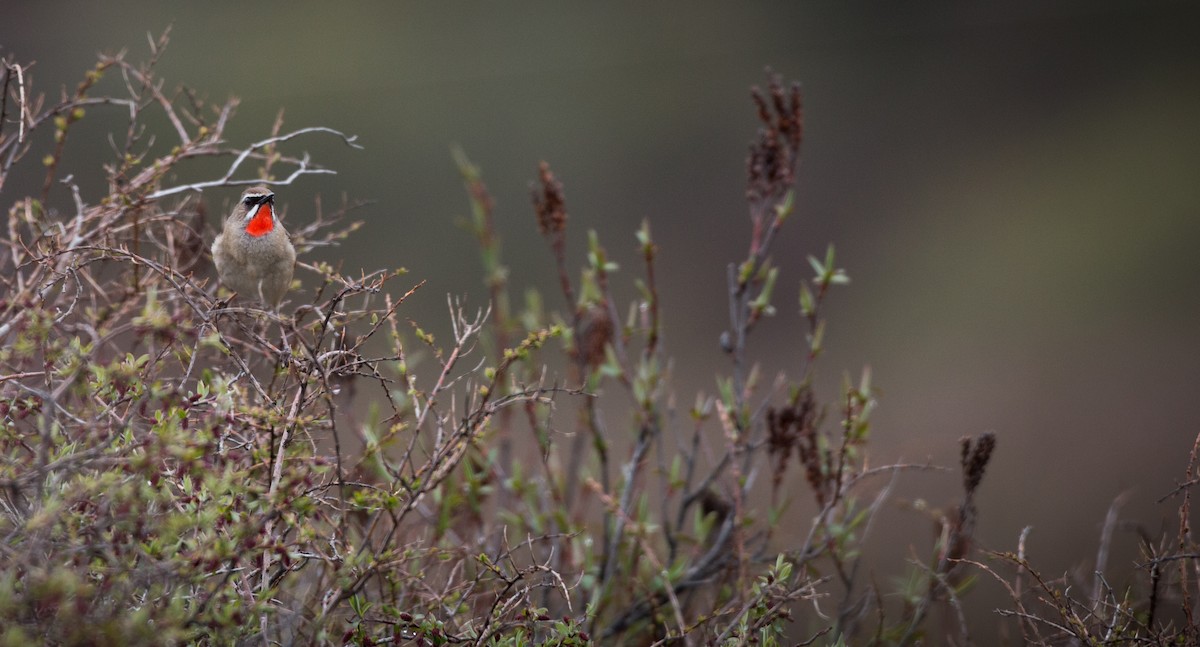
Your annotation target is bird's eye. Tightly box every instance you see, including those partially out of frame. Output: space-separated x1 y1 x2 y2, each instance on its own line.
243 196 258 205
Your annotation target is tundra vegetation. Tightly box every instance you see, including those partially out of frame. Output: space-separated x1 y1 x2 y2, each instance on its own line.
0 34 1195 646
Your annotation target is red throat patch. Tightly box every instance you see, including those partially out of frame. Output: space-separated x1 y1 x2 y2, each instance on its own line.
245 203 274 237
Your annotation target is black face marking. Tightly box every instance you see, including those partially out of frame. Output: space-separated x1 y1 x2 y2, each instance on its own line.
243 193 271 206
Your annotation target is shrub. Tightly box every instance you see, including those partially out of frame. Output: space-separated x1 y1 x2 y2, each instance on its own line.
1 32 1194 647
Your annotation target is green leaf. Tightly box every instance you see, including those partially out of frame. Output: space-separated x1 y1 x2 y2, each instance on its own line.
799 281 814 317
636 219 653 250
751 266 779 316
807 254 825 277
774 189 795 221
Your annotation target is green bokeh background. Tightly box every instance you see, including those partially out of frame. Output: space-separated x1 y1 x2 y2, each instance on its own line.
5 1 1199 633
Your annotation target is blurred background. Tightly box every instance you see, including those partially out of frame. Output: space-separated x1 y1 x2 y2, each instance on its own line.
4 1 1199 635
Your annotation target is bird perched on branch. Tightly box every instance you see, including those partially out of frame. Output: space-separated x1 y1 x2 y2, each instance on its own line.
212 185 296 307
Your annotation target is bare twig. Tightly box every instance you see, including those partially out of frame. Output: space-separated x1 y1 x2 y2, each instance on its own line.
148 126 363 199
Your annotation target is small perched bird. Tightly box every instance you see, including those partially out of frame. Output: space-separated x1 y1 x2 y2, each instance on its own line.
211 185 296 307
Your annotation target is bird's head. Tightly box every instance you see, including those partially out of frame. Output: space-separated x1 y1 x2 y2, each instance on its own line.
234 185 277 237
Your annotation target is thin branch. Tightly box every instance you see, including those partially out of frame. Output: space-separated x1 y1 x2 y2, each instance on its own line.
148 126 363 199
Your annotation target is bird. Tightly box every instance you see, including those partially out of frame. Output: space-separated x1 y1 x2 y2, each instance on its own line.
211 185 296 308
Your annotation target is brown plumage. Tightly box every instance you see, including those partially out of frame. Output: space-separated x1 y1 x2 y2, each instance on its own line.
211 185 296 307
